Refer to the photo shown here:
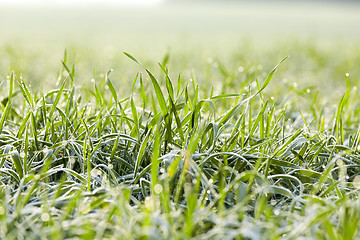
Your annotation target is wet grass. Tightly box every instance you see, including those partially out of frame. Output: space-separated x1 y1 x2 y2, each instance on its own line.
1 43 360 239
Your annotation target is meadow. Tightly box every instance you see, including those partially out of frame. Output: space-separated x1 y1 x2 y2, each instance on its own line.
1 2 360 239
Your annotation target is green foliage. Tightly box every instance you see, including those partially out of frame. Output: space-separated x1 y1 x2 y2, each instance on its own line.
1 43 360 239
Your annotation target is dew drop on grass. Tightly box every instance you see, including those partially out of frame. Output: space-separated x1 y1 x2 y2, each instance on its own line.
144 197 152 209
353 175 360 188
306 89 311 93
70 157 76 164
91 78 95 83
160 168 165 173
192 179 197 184
274 209 280 216
346 73 350 77
270 199 277 206
270 97 275 101
105 85 109 90
41 213 50 222
293 82 298 88
91 169 101 177
154 184 163 194
209 179 213 184
336 159 344 166
43 148 49 155
108 164 113 170
206 190 211 194
62 221 70 229
238 66 244 72
0 206 5 215
20 152 25 158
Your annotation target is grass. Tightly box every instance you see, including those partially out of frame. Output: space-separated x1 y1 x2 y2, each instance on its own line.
1 43 360 239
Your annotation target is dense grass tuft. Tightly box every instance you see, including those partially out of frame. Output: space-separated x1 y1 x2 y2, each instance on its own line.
1 46 360 239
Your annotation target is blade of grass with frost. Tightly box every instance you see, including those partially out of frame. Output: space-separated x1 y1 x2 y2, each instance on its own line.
133 130 151 178
130 97 139 139
22 124 29 175
139 74 146 109
47 78 68 139
311 159 336 195
133 163 152 184
18 79 34 109
263 127 303 177
130 73 139 93
176 74 182 97
0 99 11 134
0 73 14 133
145 68 173 151
106 69 117 105
169 94 185 142
0 168 20 184
61 61 74 87
244 101 268 146
257 56 288 93
151 129 161 191
218 58 286 126
80 118 92 190
146 69 168 118
191 100 216 129
265 104 275 137
159 62 174 100
268 174 304 196
158 63 185 142
210 93 243 100
123 52 145 69
66 87 75 115
174 124 205 205
94 82 104 106
30 112 39 150
11 150 23 179
110 132 122 160
202 122 219 153
334 74 350 144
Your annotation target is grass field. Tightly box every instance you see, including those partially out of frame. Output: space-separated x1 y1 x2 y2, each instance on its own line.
1 2 360 239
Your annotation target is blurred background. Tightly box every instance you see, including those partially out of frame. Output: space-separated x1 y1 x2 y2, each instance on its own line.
1 0 359 49
0 0 359 96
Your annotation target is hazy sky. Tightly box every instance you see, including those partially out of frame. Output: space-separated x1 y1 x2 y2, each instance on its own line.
0 0 165 6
